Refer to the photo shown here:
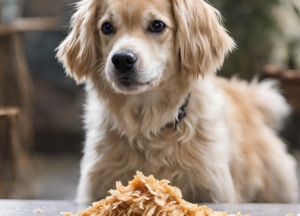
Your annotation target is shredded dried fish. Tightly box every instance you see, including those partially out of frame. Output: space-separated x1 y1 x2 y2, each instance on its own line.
65 172 248 216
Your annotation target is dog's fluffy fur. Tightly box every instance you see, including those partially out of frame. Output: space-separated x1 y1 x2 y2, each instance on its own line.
57 0 299 203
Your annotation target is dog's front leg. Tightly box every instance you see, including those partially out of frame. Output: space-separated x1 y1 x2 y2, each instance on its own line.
76 149 106 204
75 129 134 204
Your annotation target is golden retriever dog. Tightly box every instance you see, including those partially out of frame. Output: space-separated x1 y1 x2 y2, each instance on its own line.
57 0 299 203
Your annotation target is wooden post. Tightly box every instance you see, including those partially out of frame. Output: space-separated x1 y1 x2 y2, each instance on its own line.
0 33 34 150
0 0 34 150
0 107 32 198
0 108 18 198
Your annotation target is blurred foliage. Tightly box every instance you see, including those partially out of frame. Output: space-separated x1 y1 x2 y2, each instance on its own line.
288 0 300 19
210 0 282 80
282 0 300 70
287 38 300 69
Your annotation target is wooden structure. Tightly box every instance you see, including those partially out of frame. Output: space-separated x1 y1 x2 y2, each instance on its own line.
0 0 62 198
262 65 300 113
0 108 32 198
0 17 61 35
0 0 62 150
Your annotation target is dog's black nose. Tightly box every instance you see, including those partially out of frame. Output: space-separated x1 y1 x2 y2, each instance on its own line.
112 50 137 71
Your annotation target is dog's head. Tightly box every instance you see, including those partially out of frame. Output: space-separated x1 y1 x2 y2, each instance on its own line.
57 0 235 94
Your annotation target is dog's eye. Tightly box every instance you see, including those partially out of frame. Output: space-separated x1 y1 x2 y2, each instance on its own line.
151 21 165 33
102 22 113 34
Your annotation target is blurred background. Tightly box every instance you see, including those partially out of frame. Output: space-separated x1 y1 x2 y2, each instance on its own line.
0 0 299 200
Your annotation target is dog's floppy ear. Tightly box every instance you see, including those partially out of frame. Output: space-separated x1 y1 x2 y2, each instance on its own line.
56 0 99 83
172 0 236 77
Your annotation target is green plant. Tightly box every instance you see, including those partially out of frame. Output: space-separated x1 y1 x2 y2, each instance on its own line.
210 0 282 79
279 0 300 69
287 0 300 19
286 38 300 69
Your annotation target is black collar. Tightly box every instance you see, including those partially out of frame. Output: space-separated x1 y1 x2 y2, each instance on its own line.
166 93 191 130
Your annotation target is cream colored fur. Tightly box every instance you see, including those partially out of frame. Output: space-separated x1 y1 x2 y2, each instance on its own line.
57 0 299 203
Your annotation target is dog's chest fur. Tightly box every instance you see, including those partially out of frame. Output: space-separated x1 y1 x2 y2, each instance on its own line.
81 77 235 203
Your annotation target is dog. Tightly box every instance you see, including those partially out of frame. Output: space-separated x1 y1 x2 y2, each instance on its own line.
57 0 299 203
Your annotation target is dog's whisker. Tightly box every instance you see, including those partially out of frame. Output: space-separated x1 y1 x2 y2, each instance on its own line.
96 64 106 73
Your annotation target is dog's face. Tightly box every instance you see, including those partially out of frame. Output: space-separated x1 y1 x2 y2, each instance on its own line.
57 0 235 94
99 0 177 94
